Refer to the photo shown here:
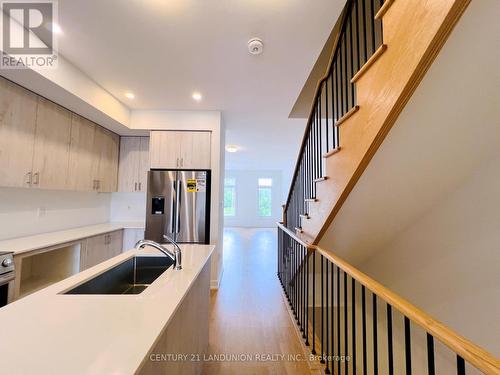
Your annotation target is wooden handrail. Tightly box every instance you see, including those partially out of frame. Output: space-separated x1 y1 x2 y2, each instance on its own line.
278 225 500 374
316 245 500 374
277 222 315 249
284 1 353 210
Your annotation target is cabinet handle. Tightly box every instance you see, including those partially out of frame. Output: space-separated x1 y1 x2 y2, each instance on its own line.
25 172 32 186
176 158 179 168
97 180 100 190
138 182 141 191
180 158 183 167
33 172 39 185
134 182 137 191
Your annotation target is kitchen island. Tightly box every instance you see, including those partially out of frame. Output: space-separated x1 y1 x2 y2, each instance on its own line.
0 244 214 375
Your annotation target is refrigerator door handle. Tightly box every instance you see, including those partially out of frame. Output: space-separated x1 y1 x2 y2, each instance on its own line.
175 180 182 234
170 180 176 234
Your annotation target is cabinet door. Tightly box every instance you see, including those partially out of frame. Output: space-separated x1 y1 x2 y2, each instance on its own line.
81 234 107 271
107 230 124 258
32 98 72 190
93 127 119 192
179 131 211 169
67 115 96 191
149 131 181 169
138 137 150 192
0 78 38 188
118 137 141 192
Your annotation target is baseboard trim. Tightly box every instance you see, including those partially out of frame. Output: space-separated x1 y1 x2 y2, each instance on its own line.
210 267 224 290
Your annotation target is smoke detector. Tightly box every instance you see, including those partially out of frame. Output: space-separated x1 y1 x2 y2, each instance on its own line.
247 38 264 55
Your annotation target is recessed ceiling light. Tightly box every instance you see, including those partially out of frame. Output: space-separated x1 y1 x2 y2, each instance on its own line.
226 145 239 153
52 23 63 34
124 92 135 99
192 92 202 102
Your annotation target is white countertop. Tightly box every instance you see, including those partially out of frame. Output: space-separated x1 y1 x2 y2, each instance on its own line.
0 222 145 255
0 244 214 375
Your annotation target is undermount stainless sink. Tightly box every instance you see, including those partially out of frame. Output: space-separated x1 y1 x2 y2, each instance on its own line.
64 256 174 295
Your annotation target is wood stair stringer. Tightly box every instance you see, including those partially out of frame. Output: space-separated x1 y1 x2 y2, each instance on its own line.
298 0 471 245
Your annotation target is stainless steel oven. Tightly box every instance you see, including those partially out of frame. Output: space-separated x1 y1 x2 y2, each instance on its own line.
0 252 15 308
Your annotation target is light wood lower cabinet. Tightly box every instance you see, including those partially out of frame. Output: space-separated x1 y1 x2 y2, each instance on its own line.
80 230 123 271
13 229 125 300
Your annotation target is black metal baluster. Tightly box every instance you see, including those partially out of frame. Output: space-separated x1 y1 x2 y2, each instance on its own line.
361 0 368 64
299 245 303 332
325 79 329 152
321 255 325 363
330 68 336 149
352 277 356 374
457 356 465 375
387 304 394 375
335 61 340 123
331 261 335 371
303 246 307 339
427 334 435 375
339 38 344 118
373 294 378 375
337 265 341 375
318 95 323 177
355 0 361 72
370 0 376 54
343 34 349 114
349 11 355 108
362 285 367 375
344 271 348 375
404 317 412 375
312 250 317 354
305 248 309 346
325 260 330 374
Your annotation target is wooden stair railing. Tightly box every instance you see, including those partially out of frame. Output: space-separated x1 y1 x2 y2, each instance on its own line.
283 0 472 245
277 223 500 375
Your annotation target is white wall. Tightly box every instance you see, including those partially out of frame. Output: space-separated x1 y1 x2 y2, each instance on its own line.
0 188 110 240
224 170 283 228
109 192 147 223
359 150 500 357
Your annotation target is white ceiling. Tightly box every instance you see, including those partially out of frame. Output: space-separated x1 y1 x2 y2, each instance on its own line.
55 0 344 172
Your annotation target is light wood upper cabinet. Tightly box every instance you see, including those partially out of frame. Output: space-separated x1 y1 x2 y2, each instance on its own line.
150 131 211 169
92 126 119 192
0 78 120 193
32 97 72 190
118 136 149 192
150 131 181 169
0 78 38 188
179 131 211 169
67 115 96 191
139 137 150 190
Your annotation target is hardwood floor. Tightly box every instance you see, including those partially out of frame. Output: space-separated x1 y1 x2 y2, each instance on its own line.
202 228 312 375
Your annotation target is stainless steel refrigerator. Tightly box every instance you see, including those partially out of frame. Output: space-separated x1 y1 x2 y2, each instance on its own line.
145 170 211 244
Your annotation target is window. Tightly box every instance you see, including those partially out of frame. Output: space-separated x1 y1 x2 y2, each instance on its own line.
258 178 272 217
224 177 236 216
